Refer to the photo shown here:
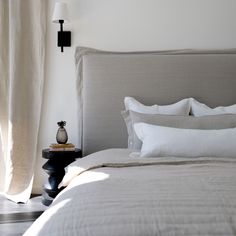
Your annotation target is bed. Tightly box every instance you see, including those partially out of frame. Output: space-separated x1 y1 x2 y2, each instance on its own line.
24 48 236 235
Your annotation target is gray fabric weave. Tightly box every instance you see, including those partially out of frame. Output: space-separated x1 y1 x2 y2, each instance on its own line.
75 47 236 155
123 110 236 150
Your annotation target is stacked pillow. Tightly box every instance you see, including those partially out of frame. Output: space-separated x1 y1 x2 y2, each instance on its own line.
123 97 191 149
124 97 191 115
122 97 236 158
134 123 236 158
191 98 236 116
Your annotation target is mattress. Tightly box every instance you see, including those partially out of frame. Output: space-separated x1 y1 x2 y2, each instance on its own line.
24 149 236 236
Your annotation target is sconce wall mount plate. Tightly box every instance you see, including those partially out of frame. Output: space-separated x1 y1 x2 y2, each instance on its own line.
58 31 71 48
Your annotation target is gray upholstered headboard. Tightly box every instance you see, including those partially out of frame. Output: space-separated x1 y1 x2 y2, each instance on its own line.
75 47 236 155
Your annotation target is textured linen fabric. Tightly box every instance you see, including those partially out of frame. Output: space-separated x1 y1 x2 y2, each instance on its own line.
191 98 236 116
122 110 236 150
75 47 236 155
0 0 9 192
123 97 191 149
134 123 236 158
24 149 236 236
124 97 191 115
0 1 47 203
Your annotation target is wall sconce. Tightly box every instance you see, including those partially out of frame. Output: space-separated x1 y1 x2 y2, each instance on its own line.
52 2 71 52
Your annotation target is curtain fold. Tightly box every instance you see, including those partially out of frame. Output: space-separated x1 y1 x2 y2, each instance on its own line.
0 0 47 203
0 0 9 193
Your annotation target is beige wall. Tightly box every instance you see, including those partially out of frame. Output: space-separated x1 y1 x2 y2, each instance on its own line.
33 0 236 192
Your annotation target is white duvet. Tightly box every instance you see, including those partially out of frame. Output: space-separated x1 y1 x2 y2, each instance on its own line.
24 149 236 236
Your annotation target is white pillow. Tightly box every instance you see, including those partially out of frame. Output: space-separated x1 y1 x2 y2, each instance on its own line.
122 110 236 151
191 98 236 116
134 122 236 158
124 97 191 115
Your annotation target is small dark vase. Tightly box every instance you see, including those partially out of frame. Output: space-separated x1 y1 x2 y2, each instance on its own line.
56 121 68 144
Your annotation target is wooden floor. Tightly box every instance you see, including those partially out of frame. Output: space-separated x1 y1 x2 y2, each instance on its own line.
0 195 48 236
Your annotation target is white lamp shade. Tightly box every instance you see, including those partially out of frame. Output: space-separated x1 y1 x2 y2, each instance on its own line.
52 2 69 23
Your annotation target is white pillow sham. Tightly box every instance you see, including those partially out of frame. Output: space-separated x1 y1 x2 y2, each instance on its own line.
122 110 236 151
191 98 236 116
124 97 191 149
124 97 191 115
134 122 236 158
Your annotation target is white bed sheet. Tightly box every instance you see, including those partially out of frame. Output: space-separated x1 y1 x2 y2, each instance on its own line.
24 149 236 236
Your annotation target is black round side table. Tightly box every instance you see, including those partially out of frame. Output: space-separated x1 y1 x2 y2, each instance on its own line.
41 148 82 206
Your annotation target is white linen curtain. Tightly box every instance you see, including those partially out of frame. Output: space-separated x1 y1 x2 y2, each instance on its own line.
0 0 47 203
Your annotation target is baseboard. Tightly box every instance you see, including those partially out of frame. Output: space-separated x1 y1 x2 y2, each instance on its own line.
0 211 43 224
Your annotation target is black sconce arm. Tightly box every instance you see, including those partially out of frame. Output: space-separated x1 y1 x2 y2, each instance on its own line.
57 20 71 53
